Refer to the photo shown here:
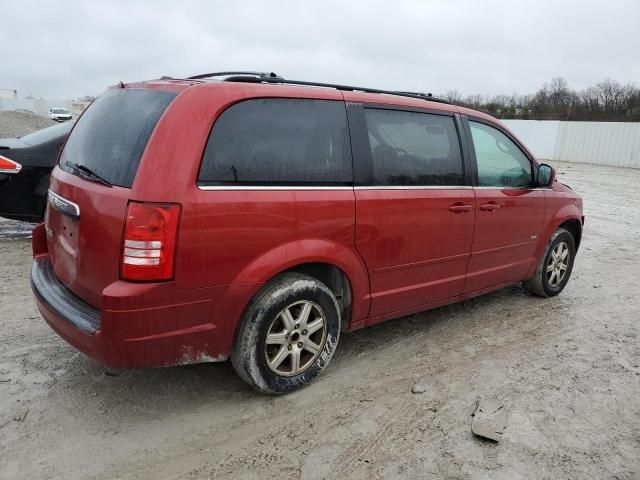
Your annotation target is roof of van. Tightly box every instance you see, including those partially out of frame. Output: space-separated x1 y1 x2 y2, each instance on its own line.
117 76 497 123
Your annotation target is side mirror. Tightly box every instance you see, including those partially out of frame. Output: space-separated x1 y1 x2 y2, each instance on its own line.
537 163 555 187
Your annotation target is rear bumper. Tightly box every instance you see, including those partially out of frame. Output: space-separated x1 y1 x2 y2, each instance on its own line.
32 257 101 334
31 225 260 368
31 254 232 368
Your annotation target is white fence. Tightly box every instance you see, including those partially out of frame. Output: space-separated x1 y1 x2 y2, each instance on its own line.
502 120 640 169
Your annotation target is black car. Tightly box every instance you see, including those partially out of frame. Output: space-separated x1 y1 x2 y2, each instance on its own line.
0 121 73 222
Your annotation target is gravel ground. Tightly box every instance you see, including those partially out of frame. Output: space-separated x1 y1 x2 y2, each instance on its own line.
0 219 34 240
0 161 639 479
0 111 56 138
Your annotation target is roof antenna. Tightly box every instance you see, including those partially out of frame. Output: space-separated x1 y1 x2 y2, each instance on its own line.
118 81 125 88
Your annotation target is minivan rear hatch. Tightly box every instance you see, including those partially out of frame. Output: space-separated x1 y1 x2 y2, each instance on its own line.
46 87 177 307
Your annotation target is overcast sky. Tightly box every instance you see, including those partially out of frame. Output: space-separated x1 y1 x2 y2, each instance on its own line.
2 0 639 100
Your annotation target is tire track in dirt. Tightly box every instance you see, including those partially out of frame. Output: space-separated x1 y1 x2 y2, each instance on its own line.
327 401 416 478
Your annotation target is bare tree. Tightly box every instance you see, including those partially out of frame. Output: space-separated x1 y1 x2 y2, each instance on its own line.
580 87 601 112
463 94 484 109
548 77 572 109
621 83 640 114
443 78 640 120
444 90 462 104
595 79 622 112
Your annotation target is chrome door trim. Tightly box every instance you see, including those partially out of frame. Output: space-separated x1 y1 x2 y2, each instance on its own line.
47 190 80 219
198 185 475 191
473 186 550 191
355 185 473 190
197 185 354 191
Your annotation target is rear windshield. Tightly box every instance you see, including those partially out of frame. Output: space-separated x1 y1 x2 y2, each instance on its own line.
59 88 176 188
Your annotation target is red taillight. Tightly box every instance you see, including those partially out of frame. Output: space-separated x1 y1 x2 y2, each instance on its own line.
0 155 22 174
121 202 181 281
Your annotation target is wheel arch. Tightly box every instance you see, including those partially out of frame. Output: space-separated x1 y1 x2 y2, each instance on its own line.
543 204 582 250
230 239 371 328
529 205 583 277
282 262 353 332
558 218 582 251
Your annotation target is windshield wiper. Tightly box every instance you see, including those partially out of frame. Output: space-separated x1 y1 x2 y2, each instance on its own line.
65 161 112 187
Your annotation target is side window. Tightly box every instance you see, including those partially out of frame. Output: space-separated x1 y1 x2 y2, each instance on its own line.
469 121 532 188
363 108 464 186
198 98 352 186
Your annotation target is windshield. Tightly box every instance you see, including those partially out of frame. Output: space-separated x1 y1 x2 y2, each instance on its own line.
52 108 71 114
19 121 73 145
59 88 176 188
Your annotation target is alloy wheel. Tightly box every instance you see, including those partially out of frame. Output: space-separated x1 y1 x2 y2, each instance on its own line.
264 300 328 377
547 241 570 288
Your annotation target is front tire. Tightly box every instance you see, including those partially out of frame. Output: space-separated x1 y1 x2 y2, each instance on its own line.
231 273 341 394
524 228 576 297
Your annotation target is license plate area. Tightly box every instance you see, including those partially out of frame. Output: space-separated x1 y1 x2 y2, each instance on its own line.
46 191 81 284
48 211 79 256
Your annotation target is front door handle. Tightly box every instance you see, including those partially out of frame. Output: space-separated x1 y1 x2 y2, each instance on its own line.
449 203 472 213
480 202 501 211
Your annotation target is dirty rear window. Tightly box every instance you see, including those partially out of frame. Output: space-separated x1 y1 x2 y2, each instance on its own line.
60 88 176 188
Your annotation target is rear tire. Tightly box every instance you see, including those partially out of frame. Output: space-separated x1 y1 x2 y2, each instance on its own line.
231 273 341 394
524 228 576 297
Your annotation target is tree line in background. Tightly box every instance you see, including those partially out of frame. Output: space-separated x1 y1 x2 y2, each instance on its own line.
443 78 640 121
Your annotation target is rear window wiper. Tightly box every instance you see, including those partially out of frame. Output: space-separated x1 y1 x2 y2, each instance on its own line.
65 161 112 187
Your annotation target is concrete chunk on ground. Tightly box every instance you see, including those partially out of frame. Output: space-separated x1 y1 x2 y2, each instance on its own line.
471 400 509 442
411 384 428 394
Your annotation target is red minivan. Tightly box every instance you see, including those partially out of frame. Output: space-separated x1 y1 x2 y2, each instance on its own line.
31 72 583 393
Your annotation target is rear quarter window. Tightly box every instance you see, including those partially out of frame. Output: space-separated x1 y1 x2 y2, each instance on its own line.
198 98 352 186
60 88 176 188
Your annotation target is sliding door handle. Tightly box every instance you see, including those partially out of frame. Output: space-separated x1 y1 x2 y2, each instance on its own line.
449 203 472 213
480 202 501 211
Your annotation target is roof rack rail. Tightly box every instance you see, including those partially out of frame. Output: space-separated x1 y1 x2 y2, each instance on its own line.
395 90 434 98
260 77 451 105
187 71 282 80
184 71 450 105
